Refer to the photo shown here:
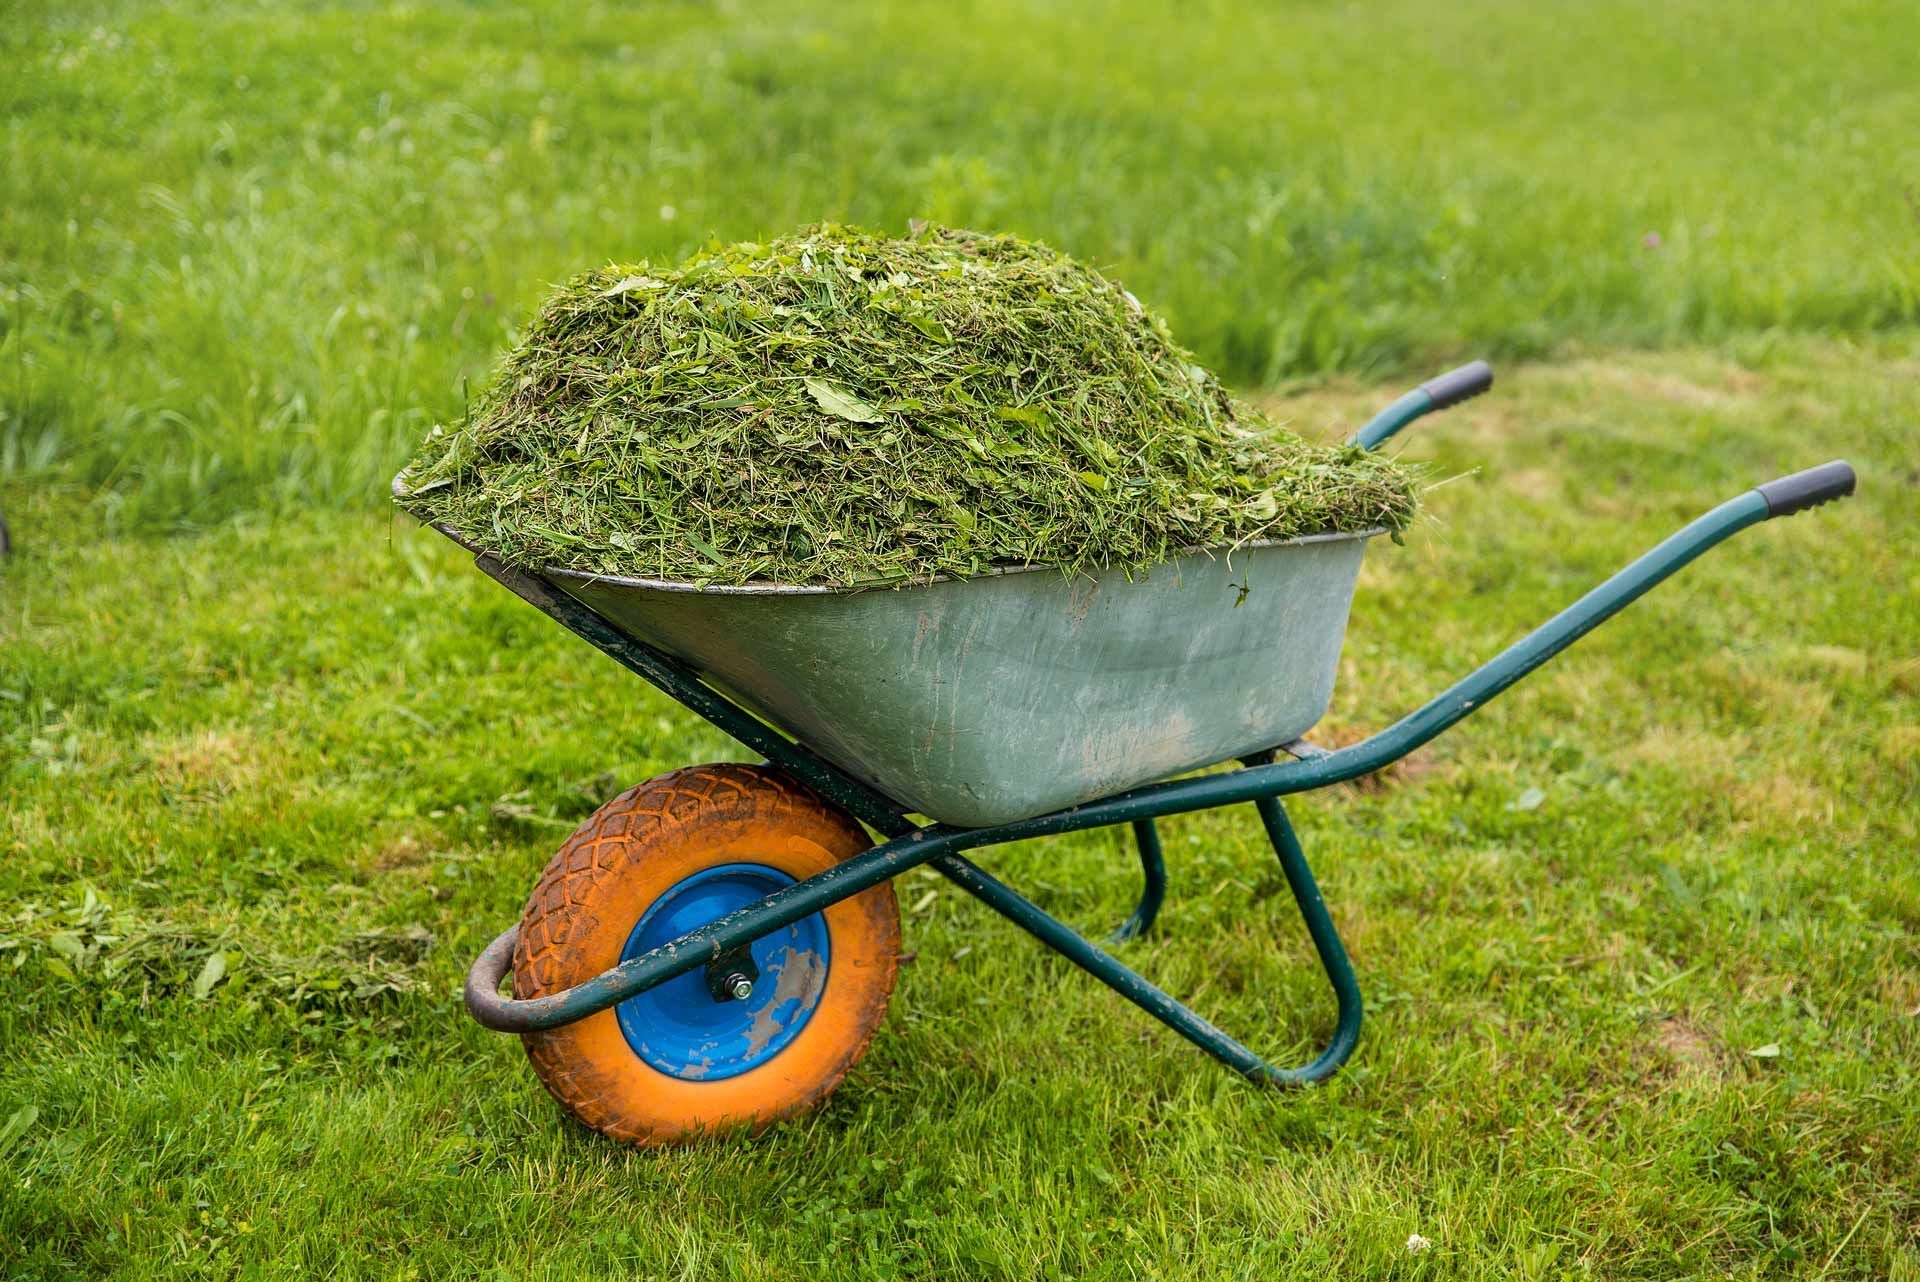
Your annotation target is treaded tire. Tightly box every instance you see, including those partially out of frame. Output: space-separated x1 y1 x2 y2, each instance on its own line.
512 763 899 1146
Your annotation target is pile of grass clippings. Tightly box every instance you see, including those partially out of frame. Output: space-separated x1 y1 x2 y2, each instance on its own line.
398 224 1418 586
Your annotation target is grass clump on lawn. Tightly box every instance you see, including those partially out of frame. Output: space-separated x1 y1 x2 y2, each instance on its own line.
397 224 1418 586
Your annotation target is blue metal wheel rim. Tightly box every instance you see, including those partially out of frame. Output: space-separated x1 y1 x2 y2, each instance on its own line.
615 862 832 1081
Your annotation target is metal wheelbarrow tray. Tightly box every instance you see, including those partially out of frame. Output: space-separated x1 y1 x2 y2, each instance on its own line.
422 360 1859 1141
543 527 1373 828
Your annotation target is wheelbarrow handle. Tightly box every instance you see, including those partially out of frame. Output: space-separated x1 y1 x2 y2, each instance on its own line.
1755 459 1856 518
1349 359 1493 450
1419 359 1495 411
1234 459 1863 793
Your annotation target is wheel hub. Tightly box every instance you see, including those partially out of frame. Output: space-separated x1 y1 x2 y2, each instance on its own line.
615 863 832 1081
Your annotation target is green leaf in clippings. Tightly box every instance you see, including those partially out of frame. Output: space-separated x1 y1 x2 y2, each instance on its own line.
681 532 724 564
805 378 886 424
903 313 950 342
600 274 666 296
992 405 1051 427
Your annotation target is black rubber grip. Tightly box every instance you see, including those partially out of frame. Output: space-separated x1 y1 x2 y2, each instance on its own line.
1754 460 1856 518
1420 360 1493 409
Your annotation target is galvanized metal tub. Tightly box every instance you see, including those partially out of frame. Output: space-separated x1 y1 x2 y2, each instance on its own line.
543 530 1377 827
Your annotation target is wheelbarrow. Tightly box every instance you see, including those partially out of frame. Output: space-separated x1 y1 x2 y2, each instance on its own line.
406 360 1858 1146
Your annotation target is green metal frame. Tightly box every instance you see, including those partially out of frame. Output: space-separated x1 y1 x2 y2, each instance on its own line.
459 361 1856 1088
1106 820 1166 945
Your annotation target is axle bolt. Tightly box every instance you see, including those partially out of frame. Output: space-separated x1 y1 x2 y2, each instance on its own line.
726 974 754 1001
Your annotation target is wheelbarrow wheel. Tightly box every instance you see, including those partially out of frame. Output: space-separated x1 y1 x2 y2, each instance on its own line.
511 763 899 1146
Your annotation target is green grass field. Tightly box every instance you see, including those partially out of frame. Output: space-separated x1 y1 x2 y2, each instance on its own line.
4 1 1918 1277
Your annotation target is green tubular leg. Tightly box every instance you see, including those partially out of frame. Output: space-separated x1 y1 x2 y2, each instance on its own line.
934 794 1360 1086
1251 796 1362 1081
1107 819 1168 943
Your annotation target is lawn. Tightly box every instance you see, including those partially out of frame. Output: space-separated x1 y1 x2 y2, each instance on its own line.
3 1 1918 1278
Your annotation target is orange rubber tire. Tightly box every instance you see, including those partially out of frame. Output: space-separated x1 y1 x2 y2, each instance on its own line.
511 763 899 1146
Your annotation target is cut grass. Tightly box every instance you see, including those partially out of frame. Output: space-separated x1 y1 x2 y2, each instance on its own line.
400 224 1417 585
3 339 1916 1279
